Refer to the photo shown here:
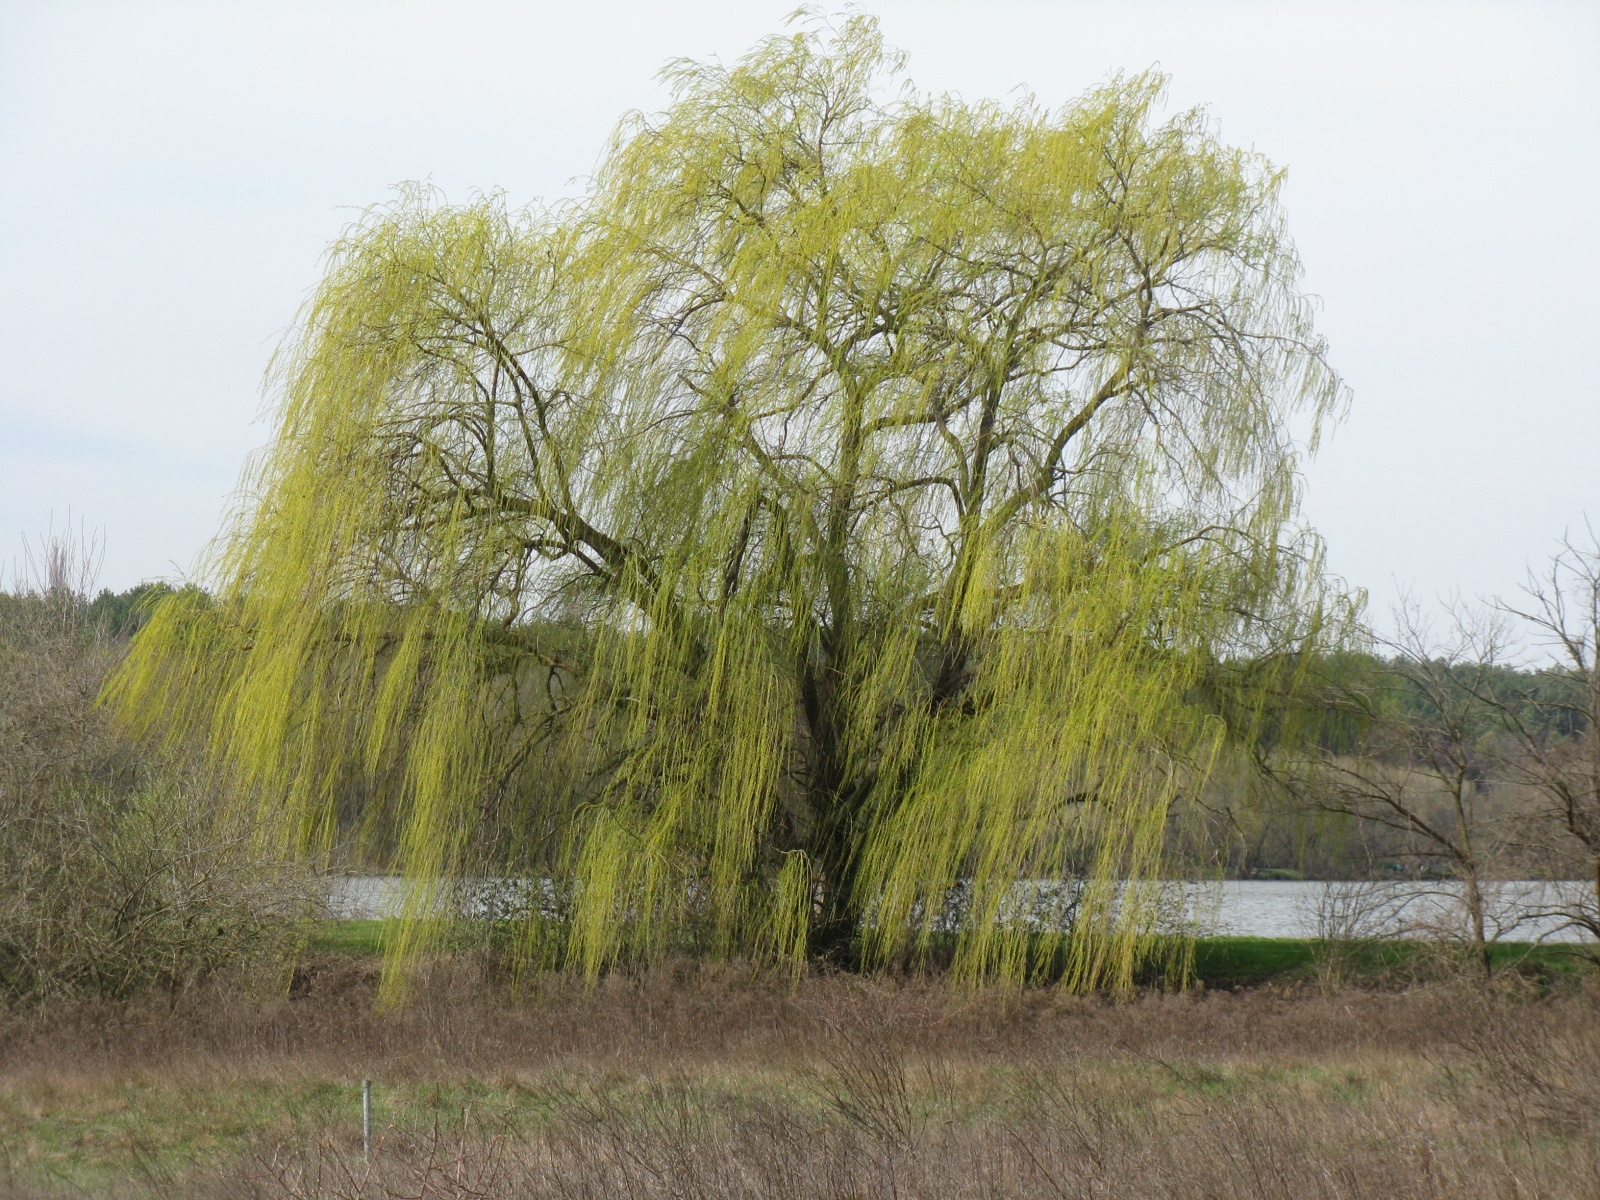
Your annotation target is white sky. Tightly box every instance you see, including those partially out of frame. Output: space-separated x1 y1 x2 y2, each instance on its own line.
2 1 1596 620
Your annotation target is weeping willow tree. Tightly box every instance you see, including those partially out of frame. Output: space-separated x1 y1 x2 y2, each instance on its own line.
109 13 1348 991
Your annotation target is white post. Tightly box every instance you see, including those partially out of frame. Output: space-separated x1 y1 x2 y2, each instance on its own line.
362 1079 372 1161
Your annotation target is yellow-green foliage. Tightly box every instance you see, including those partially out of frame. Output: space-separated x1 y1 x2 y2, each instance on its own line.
107 14 1348 994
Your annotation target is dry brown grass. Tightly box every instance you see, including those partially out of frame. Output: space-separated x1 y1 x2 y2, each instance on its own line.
0 960 1596 1198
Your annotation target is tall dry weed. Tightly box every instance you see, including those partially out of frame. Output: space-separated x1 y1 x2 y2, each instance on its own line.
3 967 1596 1198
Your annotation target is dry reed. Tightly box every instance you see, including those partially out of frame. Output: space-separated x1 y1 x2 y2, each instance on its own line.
1 961 1594 1198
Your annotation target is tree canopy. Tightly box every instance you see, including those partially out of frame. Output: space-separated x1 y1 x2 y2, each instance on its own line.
109 14 1348 992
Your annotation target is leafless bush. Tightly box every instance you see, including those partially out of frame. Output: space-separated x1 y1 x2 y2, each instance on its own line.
806 982 927 1149
1436 990 1600 1141
0 535 320 1005
0 780 322 1004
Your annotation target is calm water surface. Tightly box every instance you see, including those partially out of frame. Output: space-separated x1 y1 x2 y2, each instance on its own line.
1172 880 1594 942
331 877 1597 942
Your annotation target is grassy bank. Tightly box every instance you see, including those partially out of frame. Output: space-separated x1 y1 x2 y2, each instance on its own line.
1 954 1596 1198
311 919 1594 987
1187 934 1591 987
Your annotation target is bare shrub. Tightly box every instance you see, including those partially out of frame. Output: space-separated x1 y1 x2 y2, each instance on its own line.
809 984 923 1149
0 537 319 1005
1436 988 1600 1141
0 780 320 1003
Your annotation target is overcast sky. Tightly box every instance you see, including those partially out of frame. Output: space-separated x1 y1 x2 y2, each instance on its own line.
2 1 1595 621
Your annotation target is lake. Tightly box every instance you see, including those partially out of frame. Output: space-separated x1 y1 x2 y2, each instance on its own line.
330 877 1597 943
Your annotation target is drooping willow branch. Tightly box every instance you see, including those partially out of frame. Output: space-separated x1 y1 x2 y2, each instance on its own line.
108 13 1353 996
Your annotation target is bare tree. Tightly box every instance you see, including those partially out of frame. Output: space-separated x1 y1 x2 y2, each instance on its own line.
1271 604 1531 978
1482 532 1600 942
